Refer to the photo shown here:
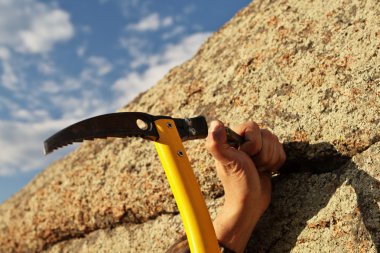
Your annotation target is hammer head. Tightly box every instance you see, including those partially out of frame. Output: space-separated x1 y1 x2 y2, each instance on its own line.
43 112 208 155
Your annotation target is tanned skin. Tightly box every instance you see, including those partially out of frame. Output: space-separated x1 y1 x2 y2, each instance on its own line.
206 121 286 253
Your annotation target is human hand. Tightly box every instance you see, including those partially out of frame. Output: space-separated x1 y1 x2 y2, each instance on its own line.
206 120 285 253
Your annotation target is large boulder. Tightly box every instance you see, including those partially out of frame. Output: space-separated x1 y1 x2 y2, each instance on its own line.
1 0 379 252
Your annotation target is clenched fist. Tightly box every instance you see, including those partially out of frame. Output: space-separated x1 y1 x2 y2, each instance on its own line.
206 120 285 253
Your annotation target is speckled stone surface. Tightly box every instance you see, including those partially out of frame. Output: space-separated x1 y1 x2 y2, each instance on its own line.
249 142 379 252
0 0 379 252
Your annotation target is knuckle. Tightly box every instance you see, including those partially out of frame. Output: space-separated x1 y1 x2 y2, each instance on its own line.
260 129 272 139
247 121 259 131
259 153 272 165
252 141 262 155
242 141 261 156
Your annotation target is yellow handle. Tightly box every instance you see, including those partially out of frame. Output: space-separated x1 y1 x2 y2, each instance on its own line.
153 119 220 253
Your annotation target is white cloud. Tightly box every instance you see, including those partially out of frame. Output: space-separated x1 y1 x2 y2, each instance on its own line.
127 13 173 32
77 44 87 57
0 47 18 89
0 47 10 60
1 59 18 90
40 80 61 94
61 77 81 91
0 48 30 93
11 108 50 122
18 10 74 54
0 117 78 176
119 36 149 59
37 60 56 75
162 26 185 40
163 33 210 63
0 85 113 176
86 56 113 76
112 32 211 108
183 4 196 14
0 97 18 113
161 16 173 27
48 93 107 119
0 0 74 54
119 0 145 17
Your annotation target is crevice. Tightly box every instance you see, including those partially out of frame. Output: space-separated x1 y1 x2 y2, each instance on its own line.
41 209 180 252
280 141 352 174
279 139 380 174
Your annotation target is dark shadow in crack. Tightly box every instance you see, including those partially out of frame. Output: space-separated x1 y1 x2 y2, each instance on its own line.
245 141 379 252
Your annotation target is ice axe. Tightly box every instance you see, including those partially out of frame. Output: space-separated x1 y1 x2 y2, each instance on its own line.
44 112 245 253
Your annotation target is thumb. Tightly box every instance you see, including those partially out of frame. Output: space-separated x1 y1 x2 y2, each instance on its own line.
206 121 241 165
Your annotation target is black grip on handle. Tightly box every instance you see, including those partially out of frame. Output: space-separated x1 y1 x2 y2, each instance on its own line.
225 127 244 148
187 116 208 140
173 116 208 141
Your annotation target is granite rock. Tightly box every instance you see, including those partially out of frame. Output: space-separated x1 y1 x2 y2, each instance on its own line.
0 0 379 252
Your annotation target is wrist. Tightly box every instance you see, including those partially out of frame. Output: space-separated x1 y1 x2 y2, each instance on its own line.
223 190 261 217
213 204 260 253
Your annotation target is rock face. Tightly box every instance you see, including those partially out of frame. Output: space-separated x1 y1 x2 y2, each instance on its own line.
1 0 379 252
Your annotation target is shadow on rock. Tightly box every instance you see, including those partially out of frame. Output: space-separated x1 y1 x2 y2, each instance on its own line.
247 142 379 252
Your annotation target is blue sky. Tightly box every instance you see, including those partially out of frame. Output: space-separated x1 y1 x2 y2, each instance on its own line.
0 0 251 203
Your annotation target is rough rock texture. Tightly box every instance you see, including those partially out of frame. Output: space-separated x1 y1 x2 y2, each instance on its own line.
1 0 379 252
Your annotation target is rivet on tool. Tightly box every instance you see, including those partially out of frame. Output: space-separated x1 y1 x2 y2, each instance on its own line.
177 151 184 157
167 122 173 128
189 128 196 135
184 118 192 126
